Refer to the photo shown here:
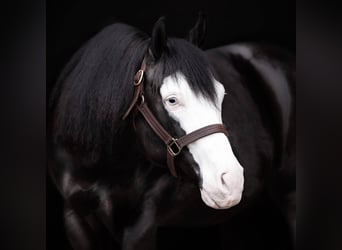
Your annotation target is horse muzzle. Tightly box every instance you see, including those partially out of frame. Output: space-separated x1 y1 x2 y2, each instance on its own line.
199 163 244 209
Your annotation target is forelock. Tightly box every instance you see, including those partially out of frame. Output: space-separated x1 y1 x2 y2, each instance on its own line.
148 38 217 102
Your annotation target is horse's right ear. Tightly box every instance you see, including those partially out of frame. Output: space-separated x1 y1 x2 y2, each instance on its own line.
149 17 167 61
187 12 207 48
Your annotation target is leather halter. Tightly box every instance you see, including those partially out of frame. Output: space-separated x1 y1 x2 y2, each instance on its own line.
122 57 228 177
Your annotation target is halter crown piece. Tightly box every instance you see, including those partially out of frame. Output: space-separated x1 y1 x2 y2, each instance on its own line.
123 56 228 177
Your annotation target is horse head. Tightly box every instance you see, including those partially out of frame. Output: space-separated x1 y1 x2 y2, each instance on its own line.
130 16 244 209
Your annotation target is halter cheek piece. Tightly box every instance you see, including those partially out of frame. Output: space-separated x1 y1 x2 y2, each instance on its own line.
123 57 228 177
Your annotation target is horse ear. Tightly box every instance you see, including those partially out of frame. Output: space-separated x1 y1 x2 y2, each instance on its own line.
187 12 207 48
149 16 167 61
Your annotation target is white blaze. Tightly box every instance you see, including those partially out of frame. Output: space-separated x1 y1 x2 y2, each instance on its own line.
160 72 244 209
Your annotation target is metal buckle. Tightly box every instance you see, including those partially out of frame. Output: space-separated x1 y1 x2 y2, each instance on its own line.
138 94 145 106
167 138 181 156
134 70 144 86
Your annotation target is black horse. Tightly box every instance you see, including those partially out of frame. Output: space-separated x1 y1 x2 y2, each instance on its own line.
48 15 295 250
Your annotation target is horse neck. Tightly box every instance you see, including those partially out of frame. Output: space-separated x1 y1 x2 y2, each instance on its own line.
106 121 141 163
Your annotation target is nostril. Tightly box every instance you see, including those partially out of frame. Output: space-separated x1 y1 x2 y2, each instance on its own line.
220 172 228 186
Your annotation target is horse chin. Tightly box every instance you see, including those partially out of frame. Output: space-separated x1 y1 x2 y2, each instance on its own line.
200 187 243 210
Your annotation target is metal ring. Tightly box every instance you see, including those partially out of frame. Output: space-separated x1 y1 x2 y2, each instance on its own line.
134 70 144 86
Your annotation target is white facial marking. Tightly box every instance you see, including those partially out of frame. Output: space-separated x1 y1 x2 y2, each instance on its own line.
160 72 244 209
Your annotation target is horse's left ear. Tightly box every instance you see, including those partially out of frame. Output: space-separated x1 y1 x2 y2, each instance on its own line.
187 12 207 48
149 16 167 61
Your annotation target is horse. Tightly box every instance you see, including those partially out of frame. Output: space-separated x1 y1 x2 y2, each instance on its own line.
48 15 295 250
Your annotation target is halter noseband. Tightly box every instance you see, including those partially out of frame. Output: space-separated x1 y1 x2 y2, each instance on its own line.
122 57 228 177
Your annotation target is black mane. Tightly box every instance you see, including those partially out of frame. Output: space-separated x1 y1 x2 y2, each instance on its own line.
49 23 216 155
49 23 149 154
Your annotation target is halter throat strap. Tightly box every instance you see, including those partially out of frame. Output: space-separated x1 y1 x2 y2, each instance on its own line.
123 57 228 177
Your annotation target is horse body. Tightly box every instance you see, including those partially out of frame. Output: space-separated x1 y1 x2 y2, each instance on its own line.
48 18 295 250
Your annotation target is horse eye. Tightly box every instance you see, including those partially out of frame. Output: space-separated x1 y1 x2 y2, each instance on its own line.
166 97 178 106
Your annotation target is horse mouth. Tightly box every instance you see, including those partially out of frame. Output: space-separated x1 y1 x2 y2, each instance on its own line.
200 188 242 209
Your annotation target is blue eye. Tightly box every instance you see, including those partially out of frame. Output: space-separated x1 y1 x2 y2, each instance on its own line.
166 97 178 105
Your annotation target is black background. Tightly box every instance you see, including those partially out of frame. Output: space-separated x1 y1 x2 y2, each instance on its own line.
47 0 295 249
47 0 295 95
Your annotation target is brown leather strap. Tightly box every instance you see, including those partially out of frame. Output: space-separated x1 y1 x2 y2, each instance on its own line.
166 124 228 177
166 153 177 177
137 103 173 145
138 102 228 177
122 58 147 120
177 124 228 148
122 56 229 177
